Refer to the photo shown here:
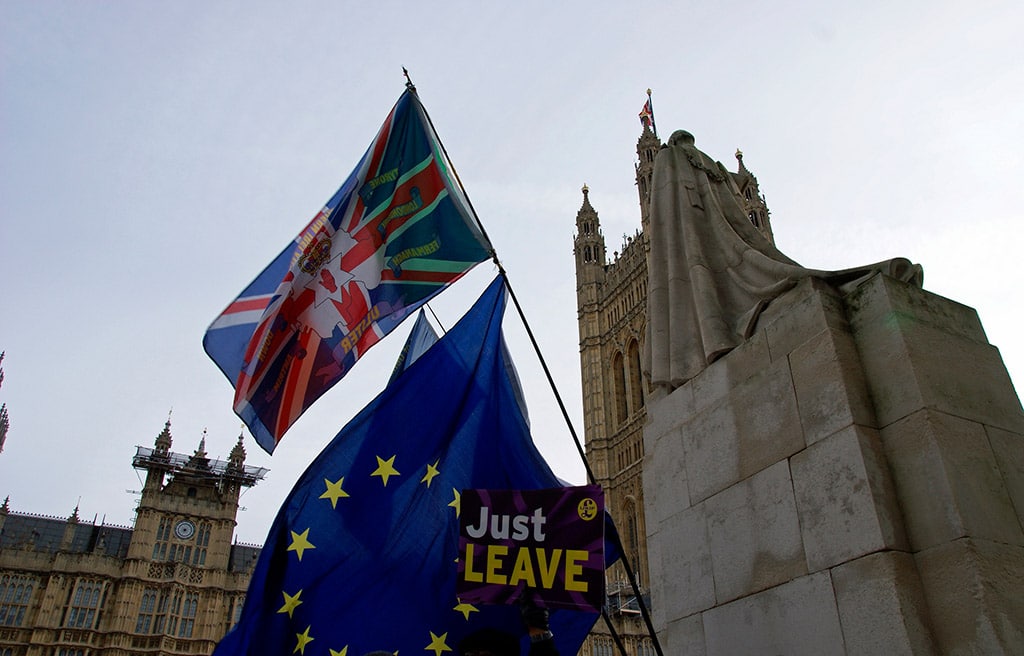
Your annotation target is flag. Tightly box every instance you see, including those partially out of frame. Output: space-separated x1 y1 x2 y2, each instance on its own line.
213 276 607 656
388 309 438 383
204 89 491 453
639 95 655 134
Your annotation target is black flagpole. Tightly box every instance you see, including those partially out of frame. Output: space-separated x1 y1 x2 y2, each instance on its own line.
410 71 664 656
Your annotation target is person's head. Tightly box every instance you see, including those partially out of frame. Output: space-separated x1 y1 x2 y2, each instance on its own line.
458 628 518 656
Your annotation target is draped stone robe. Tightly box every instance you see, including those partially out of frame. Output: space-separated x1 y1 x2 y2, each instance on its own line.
643 130 923 393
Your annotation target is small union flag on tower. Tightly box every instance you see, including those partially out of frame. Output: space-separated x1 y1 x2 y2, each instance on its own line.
639 89 656 135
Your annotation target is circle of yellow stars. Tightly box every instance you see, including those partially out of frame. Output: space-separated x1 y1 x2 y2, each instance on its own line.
275 453 480 655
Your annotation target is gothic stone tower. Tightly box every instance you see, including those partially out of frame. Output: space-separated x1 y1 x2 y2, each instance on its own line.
572 122 772 655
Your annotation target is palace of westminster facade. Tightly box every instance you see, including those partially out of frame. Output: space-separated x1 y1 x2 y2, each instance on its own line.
0 425 265 656
0 122 772 656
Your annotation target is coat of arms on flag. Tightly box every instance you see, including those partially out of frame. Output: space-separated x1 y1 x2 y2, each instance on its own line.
204 89 491 453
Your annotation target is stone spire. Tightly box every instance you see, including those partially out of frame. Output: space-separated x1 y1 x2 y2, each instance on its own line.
187 430 210 470
636 122 662 236
228 432 246 472
154 418 172 456
735 148 749 174
732 148 774 244
61 503 80 551
573 184 606 272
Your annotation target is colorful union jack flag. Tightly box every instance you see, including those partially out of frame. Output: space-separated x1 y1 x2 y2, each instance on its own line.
204 90 491 453
639 96 655 132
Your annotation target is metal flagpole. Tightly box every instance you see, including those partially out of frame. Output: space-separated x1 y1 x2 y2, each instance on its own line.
409 70 665 656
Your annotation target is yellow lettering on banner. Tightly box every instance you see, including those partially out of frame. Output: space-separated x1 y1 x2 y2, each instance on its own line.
564 550 589 592
486 545 508 585
508 547 537 587
536 549 562 589
463 543 483 583
461 544 591 593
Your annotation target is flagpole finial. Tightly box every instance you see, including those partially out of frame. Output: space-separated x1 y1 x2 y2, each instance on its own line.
647 88 652 96
403 67 416 92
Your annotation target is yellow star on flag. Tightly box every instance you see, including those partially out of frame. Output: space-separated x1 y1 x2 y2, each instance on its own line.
319 476 350 508
453 599 479 621
420 460 441 488
448 488 461 517
277 589 303 618
287 528 316 561
294 625 314 655
425 631 452 656
329 647 348 656
371 455 400 486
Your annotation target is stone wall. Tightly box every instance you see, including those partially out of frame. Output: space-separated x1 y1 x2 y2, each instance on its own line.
642 274 1024 655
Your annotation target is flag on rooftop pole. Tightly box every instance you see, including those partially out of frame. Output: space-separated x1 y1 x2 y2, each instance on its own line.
203 89 491 453
212 276 607 656
639 89 656 136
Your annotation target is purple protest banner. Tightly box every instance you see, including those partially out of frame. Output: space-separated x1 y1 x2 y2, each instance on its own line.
456 485 605 612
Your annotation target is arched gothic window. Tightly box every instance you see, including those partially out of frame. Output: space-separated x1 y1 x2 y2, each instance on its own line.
622 497 642 587
612 352 627 425
627 339 644 412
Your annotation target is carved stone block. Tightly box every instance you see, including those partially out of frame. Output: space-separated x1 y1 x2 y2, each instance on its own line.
791 425 908 571
705 460 806 602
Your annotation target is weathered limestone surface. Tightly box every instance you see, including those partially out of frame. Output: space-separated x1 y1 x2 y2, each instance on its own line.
662 613 706 656
643 274 1024 655
705 460 806 603
791 425 907 571
914 538 1024 654
702 572 845 656
880 408 1024 551
831 551 936 655
845 274 1024 433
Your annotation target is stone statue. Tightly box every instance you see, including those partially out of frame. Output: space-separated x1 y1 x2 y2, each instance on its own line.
643 130 923 393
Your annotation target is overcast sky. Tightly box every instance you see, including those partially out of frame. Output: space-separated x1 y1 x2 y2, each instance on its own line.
2 1 1021 545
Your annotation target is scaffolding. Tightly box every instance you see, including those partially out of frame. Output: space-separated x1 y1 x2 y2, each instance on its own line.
132 446 268 488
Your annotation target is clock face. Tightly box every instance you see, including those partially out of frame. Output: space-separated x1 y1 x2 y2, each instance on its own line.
174 520 196 541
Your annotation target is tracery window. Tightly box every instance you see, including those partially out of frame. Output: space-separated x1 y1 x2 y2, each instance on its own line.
627 339 644 413
636 640 657 656
151 590 171 634
229 594 245 629
65 579 104 629
136 588 158 633
623 498 642 587
0 573 36 627
152 516 171 561
166 590 183 636
177 592 198 638
192 523 211 566
612 352 628 425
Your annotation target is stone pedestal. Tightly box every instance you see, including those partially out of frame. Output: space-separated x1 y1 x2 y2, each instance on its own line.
643 274 1024 655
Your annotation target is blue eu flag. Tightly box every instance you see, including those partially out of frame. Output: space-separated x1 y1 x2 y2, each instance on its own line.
214 275 603 656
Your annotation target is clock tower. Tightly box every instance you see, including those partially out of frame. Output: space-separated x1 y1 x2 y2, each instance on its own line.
129 422 259 573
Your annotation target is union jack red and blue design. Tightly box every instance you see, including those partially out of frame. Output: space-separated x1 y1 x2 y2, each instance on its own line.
204 90 491 453
639 96 655 132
